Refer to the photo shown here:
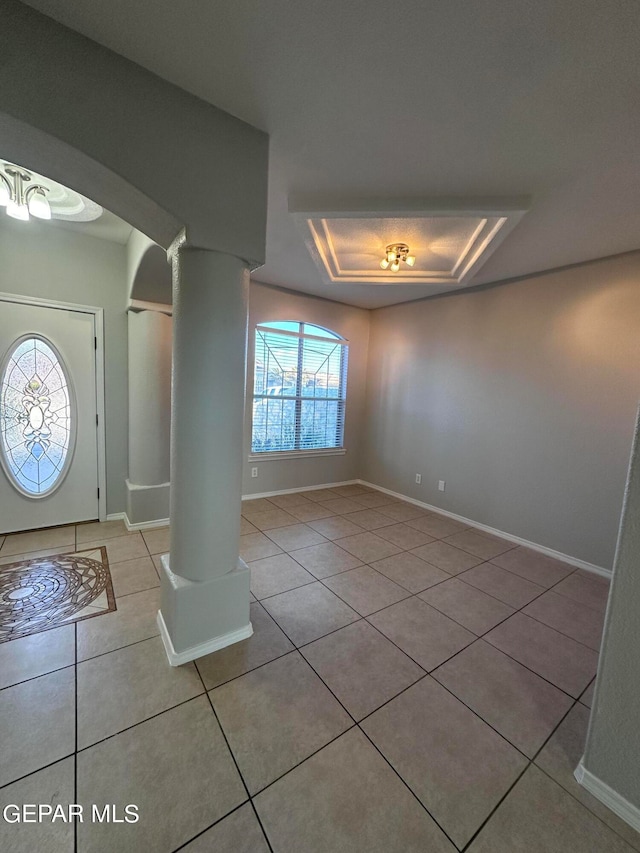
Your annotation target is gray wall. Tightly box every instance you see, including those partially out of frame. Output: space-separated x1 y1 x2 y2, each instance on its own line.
2 0 268 260
362 251 640 569
583 405 640 808
243 282 370 495
0 217 129 515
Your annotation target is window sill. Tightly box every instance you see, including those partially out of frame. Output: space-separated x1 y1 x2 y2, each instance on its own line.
248 448 347 462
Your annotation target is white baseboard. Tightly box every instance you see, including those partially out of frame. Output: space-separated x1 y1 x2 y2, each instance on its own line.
106 512 170 532
357 480 611 579
110 476 610 580
242 479 360 501
575 761 640 833
157 610 253 666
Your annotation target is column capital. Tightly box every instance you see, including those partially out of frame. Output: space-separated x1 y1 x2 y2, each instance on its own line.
127 299 173 316
169 232 263 272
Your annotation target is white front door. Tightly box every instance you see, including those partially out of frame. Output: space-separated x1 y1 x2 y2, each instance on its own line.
0 298 100 533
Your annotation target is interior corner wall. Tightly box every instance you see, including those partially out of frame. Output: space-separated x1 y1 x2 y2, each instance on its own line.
361 251 640 569
582 405 640 812
0 217 129 516
243 282 370 495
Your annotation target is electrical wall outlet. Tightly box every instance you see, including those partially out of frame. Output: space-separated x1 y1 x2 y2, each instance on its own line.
415 473 422 484
251 467 258 478
438 480 446 492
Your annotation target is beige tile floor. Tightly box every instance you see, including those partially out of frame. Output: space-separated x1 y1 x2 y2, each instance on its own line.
0 487 638 852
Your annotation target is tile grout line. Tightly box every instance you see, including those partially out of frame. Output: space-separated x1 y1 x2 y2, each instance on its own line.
301 525 598 680
169 802 249 853
259 545 593 757
458 758 532 851
0 660 77 694
420 565 593 702
1 505 608 848
240 595 462 842
357 723 463 850
244 586 462 850
246 508 605 607
358 617 535 761
459 673 613 852
74 692 207 755
266 512 601 623
251 518 599 717
193 662 275 853
1 554 592 821
0 754 78 792
532 762 640 851
275 549 592 704
434 563 601 656
78 630 161 665
460 692 594 852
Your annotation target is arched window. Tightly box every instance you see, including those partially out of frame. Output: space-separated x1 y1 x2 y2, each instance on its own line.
252 321 348 454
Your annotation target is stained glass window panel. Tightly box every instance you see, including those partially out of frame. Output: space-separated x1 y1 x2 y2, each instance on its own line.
0 337 73 496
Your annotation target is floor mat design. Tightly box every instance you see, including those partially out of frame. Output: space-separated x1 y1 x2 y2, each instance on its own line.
0 547 115 643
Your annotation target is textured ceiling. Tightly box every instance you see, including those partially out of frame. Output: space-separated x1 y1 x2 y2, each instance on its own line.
20 0 640 308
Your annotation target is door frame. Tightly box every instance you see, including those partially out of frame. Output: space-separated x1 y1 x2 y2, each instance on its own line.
0 291 107 523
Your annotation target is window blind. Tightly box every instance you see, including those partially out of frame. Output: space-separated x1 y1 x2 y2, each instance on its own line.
252 323 348 453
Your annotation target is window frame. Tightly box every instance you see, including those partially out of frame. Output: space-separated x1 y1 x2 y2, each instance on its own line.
249 321 349 460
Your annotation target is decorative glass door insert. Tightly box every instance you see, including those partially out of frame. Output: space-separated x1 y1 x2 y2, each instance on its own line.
0 335 75 497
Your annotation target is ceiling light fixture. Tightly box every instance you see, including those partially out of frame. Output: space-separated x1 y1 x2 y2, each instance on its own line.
0 164 51 222
379 243 416 272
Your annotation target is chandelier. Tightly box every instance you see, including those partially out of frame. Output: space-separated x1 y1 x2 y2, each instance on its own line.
380 243 416 272
0 164 51 222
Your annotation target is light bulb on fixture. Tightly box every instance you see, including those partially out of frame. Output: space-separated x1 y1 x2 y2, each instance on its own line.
6 199 29 221
380 243 416 273
0 176 10 207
27 188 52 220
0 164 53 224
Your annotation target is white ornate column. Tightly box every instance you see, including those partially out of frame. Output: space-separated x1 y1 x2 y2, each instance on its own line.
126 306 172 525
157 246 252 665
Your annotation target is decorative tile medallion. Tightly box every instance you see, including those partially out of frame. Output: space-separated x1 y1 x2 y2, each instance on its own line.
0 547 116 643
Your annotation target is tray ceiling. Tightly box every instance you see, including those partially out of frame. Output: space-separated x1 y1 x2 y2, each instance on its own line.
297 207 527 286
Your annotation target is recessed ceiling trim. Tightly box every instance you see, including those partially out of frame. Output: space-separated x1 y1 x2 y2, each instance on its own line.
451 219 487 277
292 198 529 287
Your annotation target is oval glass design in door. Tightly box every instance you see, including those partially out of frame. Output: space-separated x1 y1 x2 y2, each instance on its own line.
0 336 75 497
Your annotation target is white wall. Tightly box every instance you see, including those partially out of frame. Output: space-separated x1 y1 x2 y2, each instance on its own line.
243 282 370 495
583 405 640 812
362 252 640 569
0 217 129 515
128 310 172 486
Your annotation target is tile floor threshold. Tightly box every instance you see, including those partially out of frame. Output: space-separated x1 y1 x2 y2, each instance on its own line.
0 490 634 853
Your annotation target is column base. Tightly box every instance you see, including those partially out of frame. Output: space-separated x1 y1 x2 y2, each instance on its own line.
157 554 253 666
126 479 171 526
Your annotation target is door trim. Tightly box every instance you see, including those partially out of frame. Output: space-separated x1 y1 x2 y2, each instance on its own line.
0 292 107 522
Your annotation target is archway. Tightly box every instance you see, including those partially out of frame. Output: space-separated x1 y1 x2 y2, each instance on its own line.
1 0 269 665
